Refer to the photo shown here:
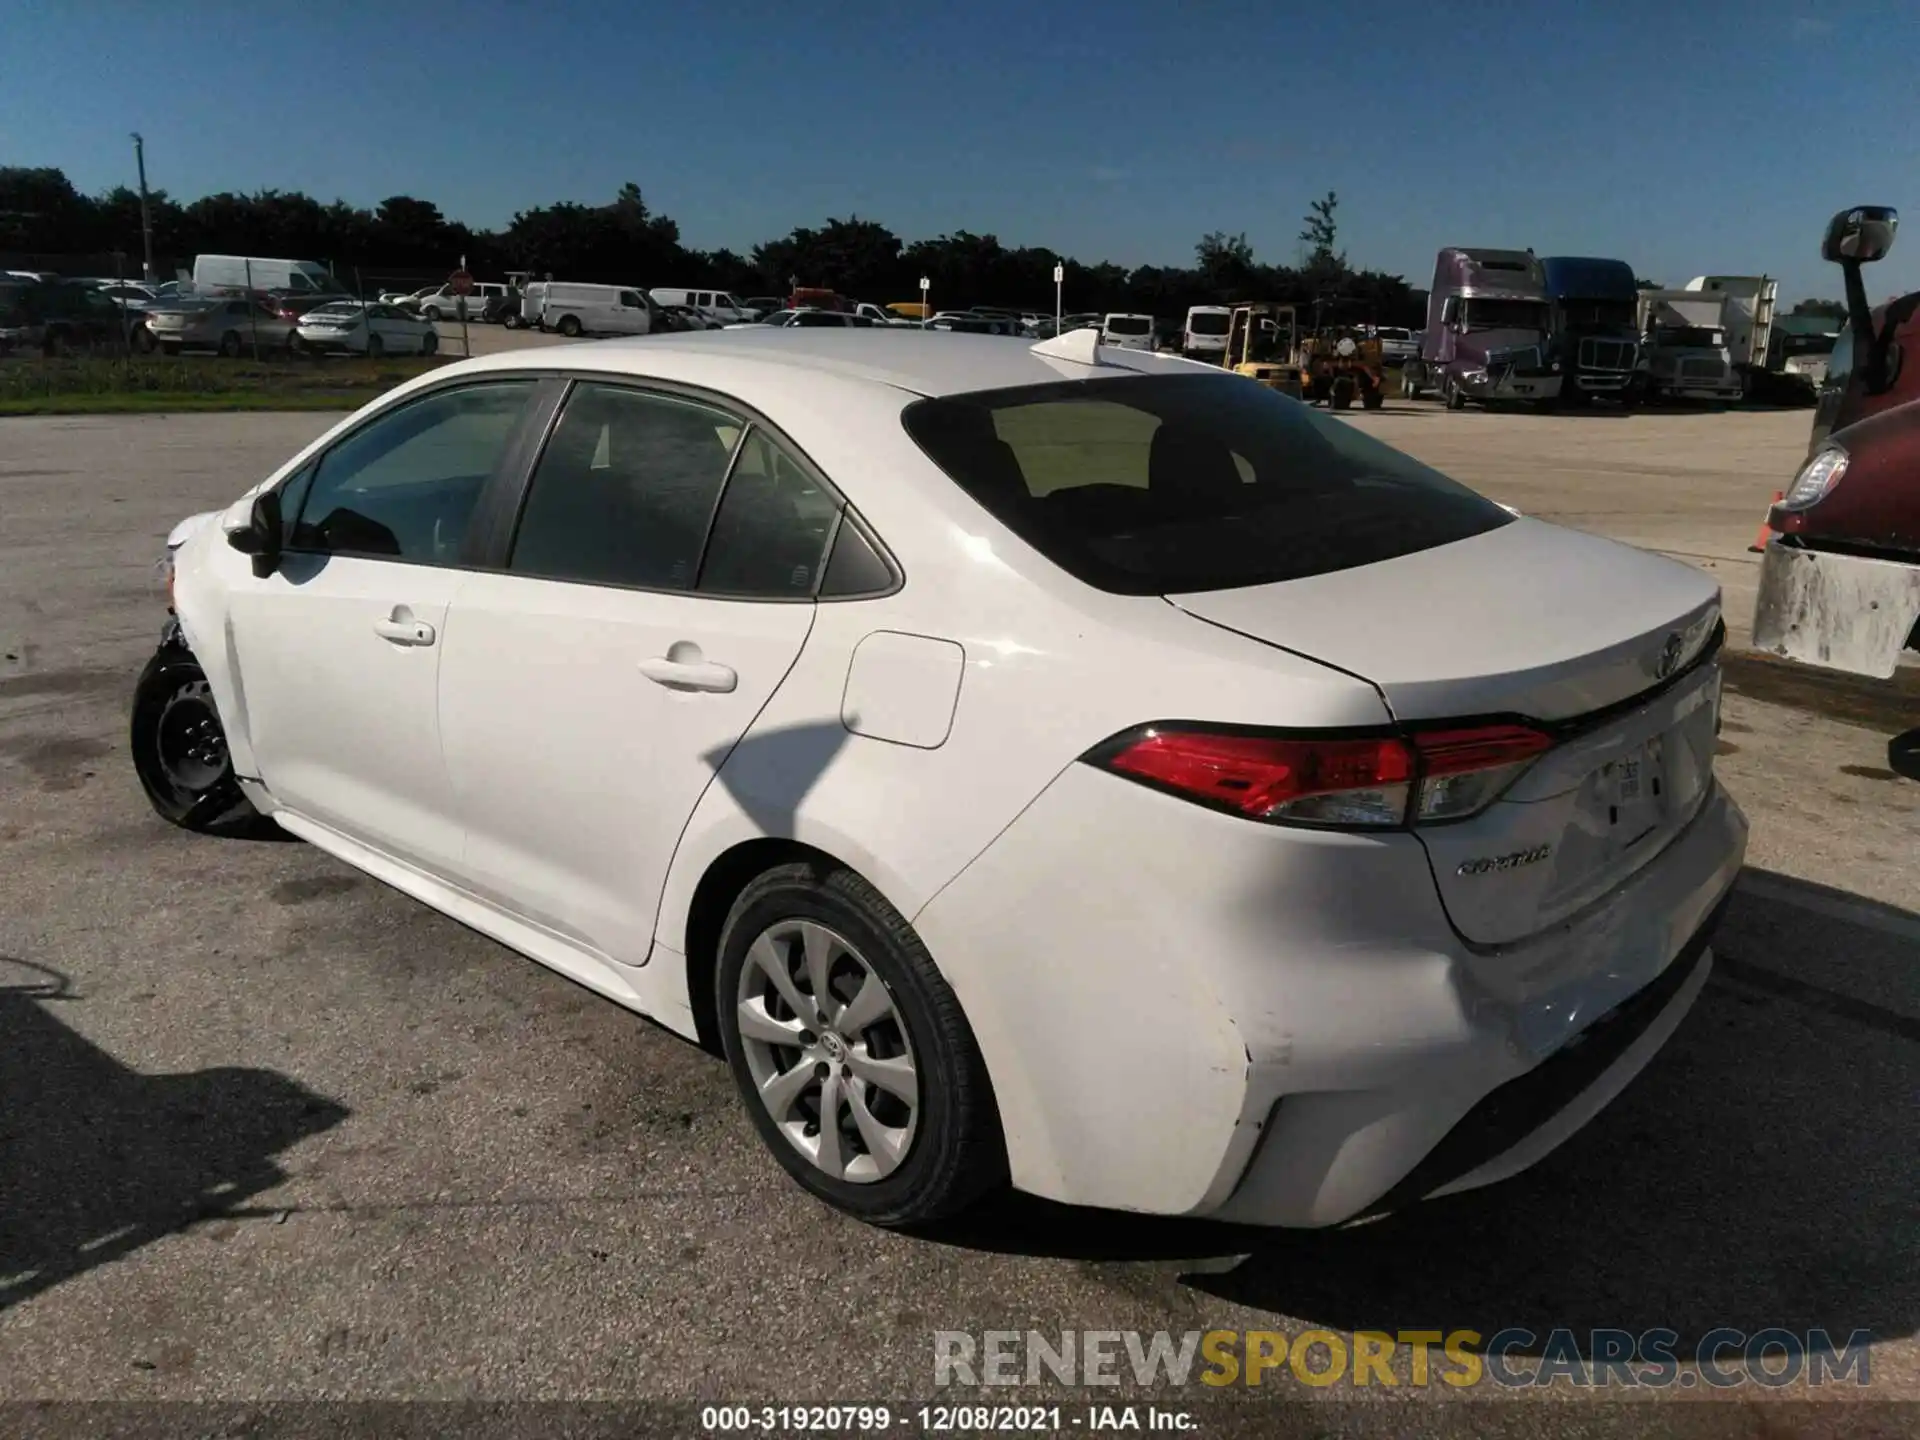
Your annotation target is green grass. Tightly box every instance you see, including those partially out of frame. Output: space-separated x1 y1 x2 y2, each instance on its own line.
0 354 448 415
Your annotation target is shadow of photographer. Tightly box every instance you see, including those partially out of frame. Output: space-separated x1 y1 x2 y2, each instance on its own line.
0 957 349 1310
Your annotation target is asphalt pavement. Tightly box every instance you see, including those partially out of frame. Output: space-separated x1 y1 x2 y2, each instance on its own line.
0 402 1915 1432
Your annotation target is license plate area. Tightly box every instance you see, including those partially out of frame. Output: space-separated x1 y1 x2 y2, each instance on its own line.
1597 735 1668 853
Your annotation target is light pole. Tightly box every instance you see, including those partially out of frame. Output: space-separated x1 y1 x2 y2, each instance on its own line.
1054 262 1064 334
130 133 155 281
920 275 930 329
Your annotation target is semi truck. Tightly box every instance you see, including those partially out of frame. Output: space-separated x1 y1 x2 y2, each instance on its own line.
1751 203 1920 699
1541 256 1641 404
1399 248 1562 408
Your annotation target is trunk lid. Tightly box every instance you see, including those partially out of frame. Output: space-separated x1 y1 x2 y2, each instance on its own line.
1168 519 1724 944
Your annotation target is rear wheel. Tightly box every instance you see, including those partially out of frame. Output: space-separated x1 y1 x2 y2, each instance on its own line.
422 305 443 323
1331 376 1357 410
130 647 253 831
367 333 385 358
557 314 582 338
717 859 1005 1227
218 330 242 358
420 330 437 355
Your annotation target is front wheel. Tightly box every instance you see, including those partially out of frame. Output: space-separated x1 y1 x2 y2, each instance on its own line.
557 315 582 338
130 646 252 831
1444 375 1467 411
422 306 442 324
366 333 385 358
717 860 1005 1227
218 330 242 358
420 330 437 355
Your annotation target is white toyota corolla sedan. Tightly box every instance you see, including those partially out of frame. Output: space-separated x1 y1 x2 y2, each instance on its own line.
136 328 1747 1228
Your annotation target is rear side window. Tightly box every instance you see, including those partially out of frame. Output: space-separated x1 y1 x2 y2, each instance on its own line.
1106 316 1151 336
510 384 740 590
698 429 841 597
901 374 1512 596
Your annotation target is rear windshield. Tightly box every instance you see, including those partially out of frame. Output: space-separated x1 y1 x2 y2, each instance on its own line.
1188 313 1231 336
901 374 1512 595
1105 316 1151 335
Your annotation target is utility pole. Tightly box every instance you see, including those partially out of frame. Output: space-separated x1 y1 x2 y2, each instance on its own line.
130 132 154 280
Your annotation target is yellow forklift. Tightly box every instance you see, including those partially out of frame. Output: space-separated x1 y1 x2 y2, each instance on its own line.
1225 304 1305 398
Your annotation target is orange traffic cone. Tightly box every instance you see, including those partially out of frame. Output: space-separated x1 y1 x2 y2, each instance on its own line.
1748 491 1784 553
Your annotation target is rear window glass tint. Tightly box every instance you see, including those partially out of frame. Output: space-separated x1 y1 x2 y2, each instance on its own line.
901 374 1512 596
1105 316 1151 335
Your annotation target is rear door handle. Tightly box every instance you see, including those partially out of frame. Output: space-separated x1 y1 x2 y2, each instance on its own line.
373 617 436 646
639 656 737 693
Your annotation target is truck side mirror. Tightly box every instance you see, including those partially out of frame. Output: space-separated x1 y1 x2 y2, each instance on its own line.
1824 205 1901 394
226 488 284 578
1821 206 1897 264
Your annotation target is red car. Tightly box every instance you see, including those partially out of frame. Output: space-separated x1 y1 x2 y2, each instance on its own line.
1751 205 1920 688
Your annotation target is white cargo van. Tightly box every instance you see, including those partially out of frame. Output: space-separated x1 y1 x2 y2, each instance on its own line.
1182 305 1232 359
649 287 751 325
1101 313 1156 352
535 282 657 337
192 255 335 294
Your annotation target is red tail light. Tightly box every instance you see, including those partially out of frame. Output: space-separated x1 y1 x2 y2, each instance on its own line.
1087 721 1553 829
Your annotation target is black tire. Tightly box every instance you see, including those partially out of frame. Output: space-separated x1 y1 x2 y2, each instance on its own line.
1444 375 1466 410
1361 383 1385 411
422 305 443 324
1400 367 1420 399
130 646 252 832
716 859 1006 1227
131 323 156 355
218 330 242 358
557 314 582 338
420 330 437 356
1331 376 1357 411
159 341 180 356
366 333 385 359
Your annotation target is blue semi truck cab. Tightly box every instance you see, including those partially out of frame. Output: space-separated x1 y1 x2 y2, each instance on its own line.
1541 256 1641 405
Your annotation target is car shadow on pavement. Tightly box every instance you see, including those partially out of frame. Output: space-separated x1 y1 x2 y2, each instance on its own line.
0 956 348 1311
923 868 1919 1360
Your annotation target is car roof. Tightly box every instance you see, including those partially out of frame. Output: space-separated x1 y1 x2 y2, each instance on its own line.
443 328 1212 398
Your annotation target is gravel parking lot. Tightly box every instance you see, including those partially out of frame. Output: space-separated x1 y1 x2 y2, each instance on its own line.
2 397 1916 1427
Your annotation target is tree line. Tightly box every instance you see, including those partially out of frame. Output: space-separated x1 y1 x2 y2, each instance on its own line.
1 167 1426 325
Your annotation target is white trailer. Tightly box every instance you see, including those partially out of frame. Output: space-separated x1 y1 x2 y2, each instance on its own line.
1683 275 1778 379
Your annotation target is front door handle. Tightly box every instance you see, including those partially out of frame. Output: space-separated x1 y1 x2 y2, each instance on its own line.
639 655 737 693
373 616 436 646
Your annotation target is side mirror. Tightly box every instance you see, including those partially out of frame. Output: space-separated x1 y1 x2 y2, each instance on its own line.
1821 206 1898 264
1824 206 1902 395
227 488 284 577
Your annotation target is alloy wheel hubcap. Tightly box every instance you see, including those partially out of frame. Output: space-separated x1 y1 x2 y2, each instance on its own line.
735 919 918 1183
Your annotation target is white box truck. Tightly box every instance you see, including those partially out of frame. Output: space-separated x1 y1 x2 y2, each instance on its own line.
1683 275 1778 389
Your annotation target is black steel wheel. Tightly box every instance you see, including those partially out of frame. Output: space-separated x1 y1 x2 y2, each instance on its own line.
130 646 250 831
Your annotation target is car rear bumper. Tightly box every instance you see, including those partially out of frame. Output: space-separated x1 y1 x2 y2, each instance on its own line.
1751 541 1920 679
913 764 1746 1227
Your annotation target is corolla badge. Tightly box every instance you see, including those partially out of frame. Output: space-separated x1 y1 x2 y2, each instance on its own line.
1655 631 1686 680
1457 844 1552 876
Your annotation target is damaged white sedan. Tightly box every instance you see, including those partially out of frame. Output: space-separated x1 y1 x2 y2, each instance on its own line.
135 327 1745 1227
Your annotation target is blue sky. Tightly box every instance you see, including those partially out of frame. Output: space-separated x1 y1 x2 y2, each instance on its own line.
3 0 1915 303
